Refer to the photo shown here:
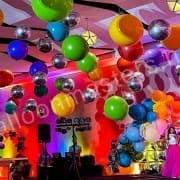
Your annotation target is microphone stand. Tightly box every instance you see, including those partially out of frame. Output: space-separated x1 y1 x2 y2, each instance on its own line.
69 124 81 180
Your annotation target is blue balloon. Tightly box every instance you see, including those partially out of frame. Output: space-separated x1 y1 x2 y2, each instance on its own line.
119 134 129 144
5 101 17 114
8 40 28 60
141 98 154 111
133 141 145 153
125 126 142 142
147 111 157 122
29 61 48 76
117 152 132 167
46 21 69 42
129 104 147 121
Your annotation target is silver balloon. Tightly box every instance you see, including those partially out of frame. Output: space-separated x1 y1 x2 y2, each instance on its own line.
37 36 53 53
128 79 143 92
64 11 80 28
11 85 24 99
25 98 37 112
122 92 136 105
33 71 47 85
175 65 180 76
148 19 171 40
15 25 31 39
62 78 75 92
52 53 68 69
129 71 145 83
82 88 97 103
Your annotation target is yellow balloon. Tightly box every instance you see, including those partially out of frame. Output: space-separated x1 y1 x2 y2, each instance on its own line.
0 9 4 25
109 14 144 46
161 24 180 50
88 66 102 81
51 92 75 117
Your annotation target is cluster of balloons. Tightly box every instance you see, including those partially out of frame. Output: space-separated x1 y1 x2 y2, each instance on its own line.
61 34 101 81
5 85 24 114
55 77 75 92
29 61 49 98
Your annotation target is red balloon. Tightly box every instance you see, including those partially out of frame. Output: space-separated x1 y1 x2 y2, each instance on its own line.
8 97 20 106
0 69 14 87
118 41 144 61
117 57 135 72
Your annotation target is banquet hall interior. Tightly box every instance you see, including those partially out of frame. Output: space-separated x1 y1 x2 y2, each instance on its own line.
0 0 180 179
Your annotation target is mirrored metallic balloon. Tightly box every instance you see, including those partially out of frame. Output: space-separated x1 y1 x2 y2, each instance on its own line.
11 85 24 99
52 53 68 69
37 104 48 118
15 25 31 39
33 71 47 85
37 36 53 53
25 98 37 111
175 65 180 76
82 88 97 103
64 11 80 28
148 19 171 40
128 79 143 92
129 71 145 83
122 92 136 105
62 78 75 92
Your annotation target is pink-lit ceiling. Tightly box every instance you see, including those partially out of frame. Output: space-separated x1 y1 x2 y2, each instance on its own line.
0 0 179 75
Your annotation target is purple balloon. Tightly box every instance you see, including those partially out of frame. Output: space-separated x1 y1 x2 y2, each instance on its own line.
143 48 164 67
29 61 48 76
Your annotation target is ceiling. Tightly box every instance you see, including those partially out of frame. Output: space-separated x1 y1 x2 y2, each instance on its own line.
0 0 179 77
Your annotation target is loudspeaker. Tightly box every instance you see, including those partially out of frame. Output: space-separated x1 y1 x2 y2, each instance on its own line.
38 124 51 143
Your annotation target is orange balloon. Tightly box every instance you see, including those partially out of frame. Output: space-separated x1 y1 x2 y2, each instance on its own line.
51 92 75 117
165 95 174 105
153 103 170 119
151 90 166 103
161 24 180 50
88 66 102 81
0 9 4 25
0 69 14 87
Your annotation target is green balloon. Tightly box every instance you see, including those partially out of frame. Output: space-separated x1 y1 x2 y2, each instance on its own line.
76 52 97 72
31 0 73 22
104 95 128 121
55 78 65 91
62 35 89 61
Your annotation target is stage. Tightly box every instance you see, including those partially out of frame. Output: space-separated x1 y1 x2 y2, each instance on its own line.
20 175 174 180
